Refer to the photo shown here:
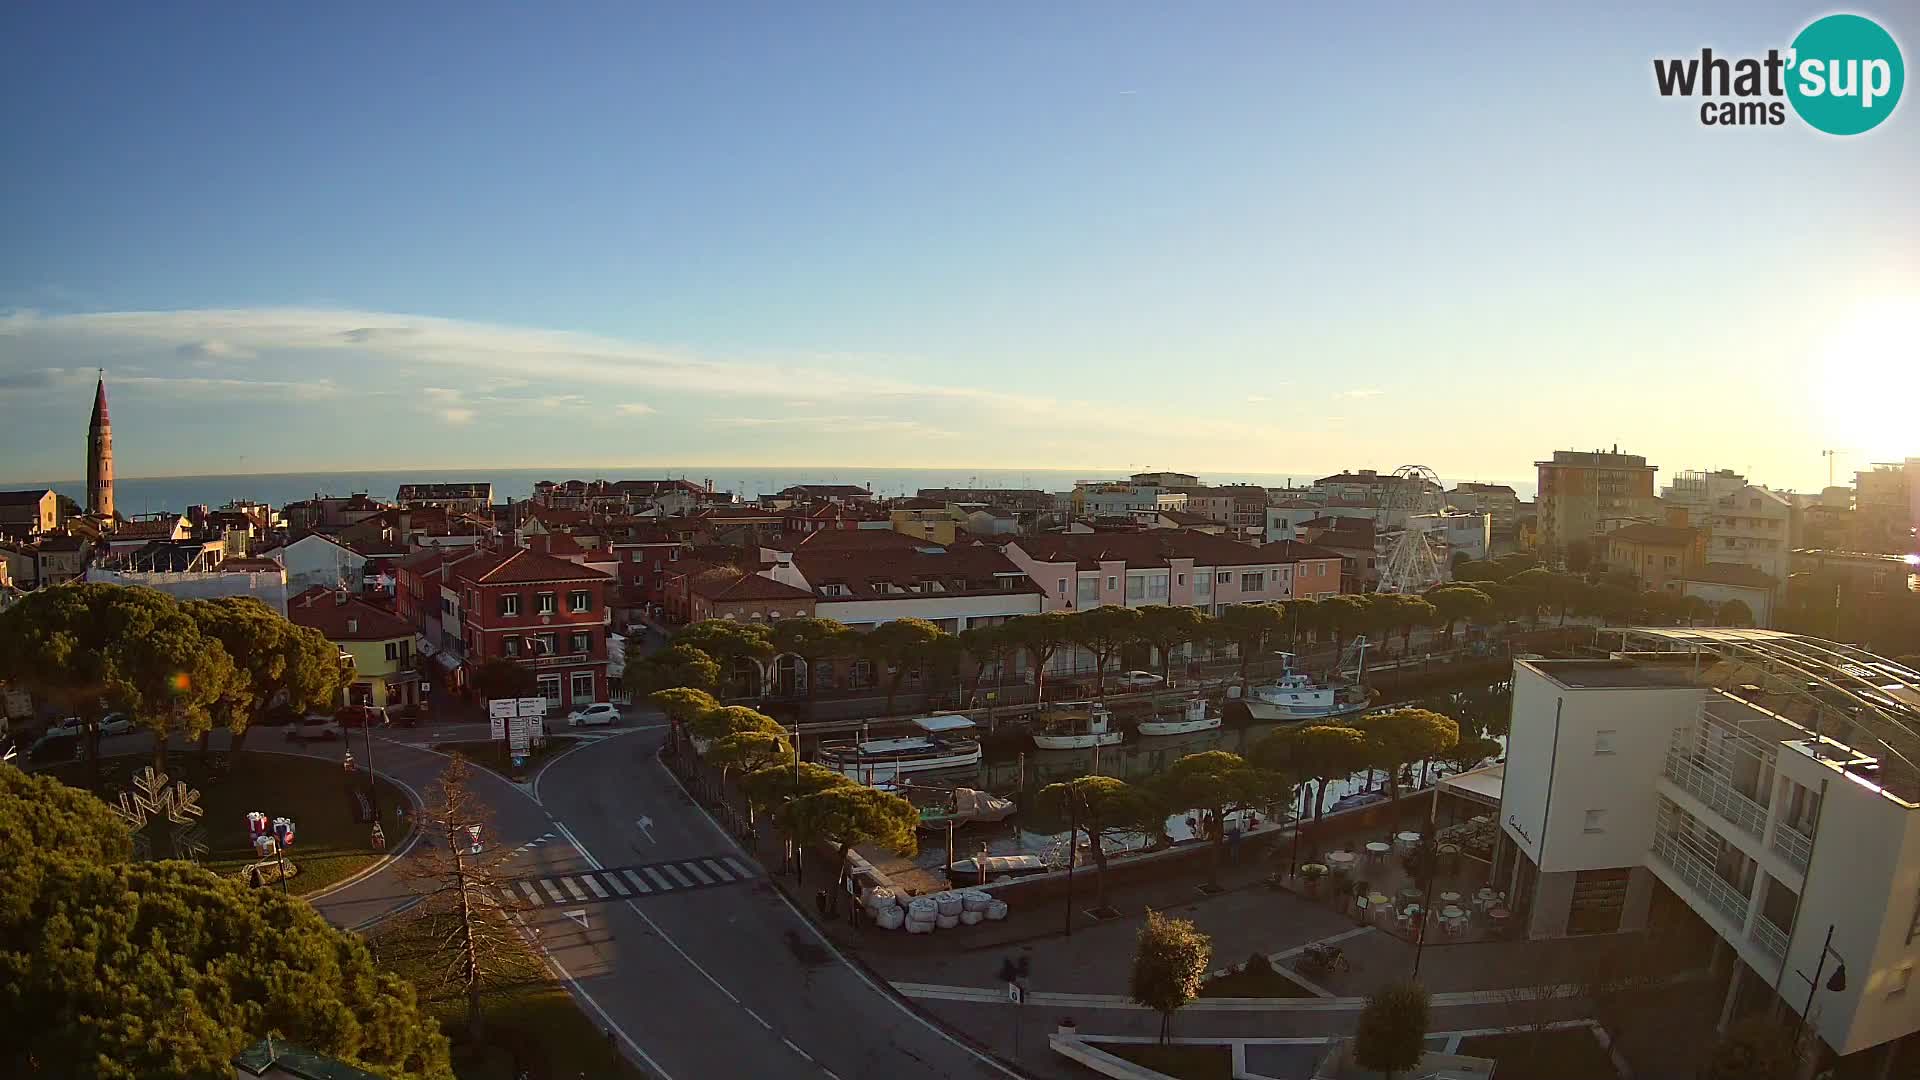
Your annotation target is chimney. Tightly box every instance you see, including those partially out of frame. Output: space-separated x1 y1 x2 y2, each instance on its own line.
398 511 411 539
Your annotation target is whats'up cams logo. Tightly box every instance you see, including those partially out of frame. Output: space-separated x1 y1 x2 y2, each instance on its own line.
1655 13 1904 133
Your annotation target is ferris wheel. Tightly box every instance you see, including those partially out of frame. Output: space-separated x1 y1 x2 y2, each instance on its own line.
1376 465 1448 594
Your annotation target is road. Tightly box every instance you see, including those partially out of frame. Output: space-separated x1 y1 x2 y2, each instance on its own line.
525 723 1015 1079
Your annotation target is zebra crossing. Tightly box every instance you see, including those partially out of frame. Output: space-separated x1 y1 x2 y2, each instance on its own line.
505 854 756 907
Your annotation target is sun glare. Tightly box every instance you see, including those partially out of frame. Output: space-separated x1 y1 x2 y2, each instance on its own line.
1815 297 1920 464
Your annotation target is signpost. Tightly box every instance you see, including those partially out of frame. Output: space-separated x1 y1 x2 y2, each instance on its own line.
998 955 1031 1058
492 697 548 777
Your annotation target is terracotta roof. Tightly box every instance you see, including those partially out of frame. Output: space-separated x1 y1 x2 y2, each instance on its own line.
690 570 815 604
779 484 872 497
289 588 417 640
1257 540 1346 563
218 557 285 573
0 489 54 506
1683 563 1778 590
451 547 610 586
1154 510 1217 526
1012 531 1277 570
791 528 931 553
890 497 948 511
1452 483 1517 496
1606 524 1698 547
112 519 182 539
790 545 1040 600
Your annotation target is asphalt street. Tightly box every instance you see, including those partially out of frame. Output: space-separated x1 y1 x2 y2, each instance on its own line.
530 724 1017 1079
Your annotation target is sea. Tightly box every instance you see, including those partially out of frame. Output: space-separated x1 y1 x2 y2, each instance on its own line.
17 467 1539 515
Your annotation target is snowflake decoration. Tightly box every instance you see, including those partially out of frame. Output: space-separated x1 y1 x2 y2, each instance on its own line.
113 766 208 862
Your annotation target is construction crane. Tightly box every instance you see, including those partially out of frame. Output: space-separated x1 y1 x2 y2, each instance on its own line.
1821 449 1857 487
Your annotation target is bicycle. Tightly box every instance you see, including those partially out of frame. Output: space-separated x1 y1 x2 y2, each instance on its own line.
1295 943 1351 978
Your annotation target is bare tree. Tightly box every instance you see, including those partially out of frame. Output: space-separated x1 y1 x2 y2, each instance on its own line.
394 754 538 1043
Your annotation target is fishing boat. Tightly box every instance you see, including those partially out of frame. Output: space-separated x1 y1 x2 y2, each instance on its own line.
1031 700 1124 750
1227 640 1372 723
916 787 1018 831
816 714 982 783
1137 695 1221 737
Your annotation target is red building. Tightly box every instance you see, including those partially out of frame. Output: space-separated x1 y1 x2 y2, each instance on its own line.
451 547 612 708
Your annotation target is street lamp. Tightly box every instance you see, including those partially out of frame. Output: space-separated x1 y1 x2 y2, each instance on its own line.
1794 924 1848 1061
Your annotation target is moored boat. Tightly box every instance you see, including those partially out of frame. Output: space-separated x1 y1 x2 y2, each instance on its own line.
816 714 983 783
1227 642 1372 723
947 852 1053 883
1031 700 1124 750
1137 695 1221 736
916 787 1017 831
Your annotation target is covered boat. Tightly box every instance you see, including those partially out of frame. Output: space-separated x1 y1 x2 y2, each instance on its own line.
916 787 1018 830
948 853 1053 882
816 714 982 783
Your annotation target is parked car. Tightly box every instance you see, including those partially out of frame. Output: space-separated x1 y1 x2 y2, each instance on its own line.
286 715 343 741
1114 671 1166 690
566 702 619 727
1329 791 1387 813
334 705 390 728
49 713 134 737
389 703 427 727
29 732 81 763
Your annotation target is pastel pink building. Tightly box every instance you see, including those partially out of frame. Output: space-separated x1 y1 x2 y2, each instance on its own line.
1003 532 1345 615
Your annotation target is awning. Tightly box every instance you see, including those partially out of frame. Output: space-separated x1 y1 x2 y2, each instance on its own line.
1438 762 1504 808
913 713 977 734
435 652 464 673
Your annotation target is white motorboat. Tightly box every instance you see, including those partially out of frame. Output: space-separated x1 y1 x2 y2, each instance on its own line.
817 714 982 783
1031 701 1124 750
1228 643 1372 723
948 853 1053 882
1137 696 1222 737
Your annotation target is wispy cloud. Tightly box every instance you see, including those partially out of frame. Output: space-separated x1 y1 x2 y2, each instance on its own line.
614 403 656 416
1337 388 1384 399
1246 394 1270 403
711 414 956 437
175 339 255 362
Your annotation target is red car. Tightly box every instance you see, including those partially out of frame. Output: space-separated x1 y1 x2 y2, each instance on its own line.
334 705 391 728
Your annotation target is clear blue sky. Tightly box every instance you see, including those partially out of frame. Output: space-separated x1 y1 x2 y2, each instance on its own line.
2 2 1915 490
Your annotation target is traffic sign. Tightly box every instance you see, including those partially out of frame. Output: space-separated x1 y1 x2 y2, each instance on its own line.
515 697 548 718
488 699 517 719
1006 983 1023 1004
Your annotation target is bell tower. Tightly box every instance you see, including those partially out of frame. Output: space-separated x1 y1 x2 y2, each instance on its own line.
88 371 114 518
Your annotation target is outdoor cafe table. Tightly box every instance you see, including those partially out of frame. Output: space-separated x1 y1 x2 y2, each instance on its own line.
1439 890 1461 904
1475 887 1498 910
1327 850 1358 869
1365 841 1391 862
1487 906 1511 928
1395 830 1421 851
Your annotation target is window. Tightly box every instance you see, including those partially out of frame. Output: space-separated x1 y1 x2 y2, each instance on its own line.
1126 576 1144 600
669 549 679 561
1216 571 1230 584
1176 573 1185 586
504 637 521 658
1057 577 1067 596
1317 563 1327 576
570 631 591 654
536 592 556 615
570 590 590 613
1106 576 1117 590
385 641 400 661
1195 573 1212 596
848 659 875 690
1594 729 1616 754
1241 572 1265 592
1583 810 1607 834
570 670 595 703
531 633 555 656
500 593 520 617
537 674 562 704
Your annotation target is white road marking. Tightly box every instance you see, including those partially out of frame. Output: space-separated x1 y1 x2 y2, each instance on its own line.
561 877 590 901
623 869 653 893
606 872 632 896
563 909 589 929
662 863 695 888
583 874 610 899
540 879 565 902
722 856 752 878
643 866 673 890
681 861 713 885
743 1007 772 1030
513 914 675 1080
519 881 543 905
701 858 734 881
782 1037 812 1061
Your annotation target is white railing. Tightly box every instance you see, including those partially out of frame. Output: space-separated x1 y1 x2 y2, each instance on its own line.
1771 822 1813 874
1750 915 1789 964
1663 752 1767 839
1651 832 1750 928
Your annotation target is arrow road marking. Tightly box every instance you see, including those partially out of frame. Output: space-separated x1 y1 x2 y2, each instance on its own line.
636 816 656 844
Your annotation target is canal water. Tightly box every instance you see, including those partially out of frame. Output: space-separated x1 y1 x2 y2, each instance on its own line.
894 678 1513 885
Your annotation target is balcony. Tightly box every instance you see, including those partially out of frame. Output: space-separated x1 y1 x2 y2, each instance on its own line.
1771 821 1813 874
1663 752 1768 840
1749 915 1789 965
1651 832 1751 928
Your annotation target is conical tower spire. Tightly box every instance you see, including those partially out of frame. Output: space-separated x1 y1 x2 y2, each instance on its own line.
87 370 114 518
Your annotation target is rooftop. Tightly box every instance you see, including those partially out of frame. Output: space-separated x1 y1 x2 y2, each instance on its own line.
1524 657 1707 689
0 488 55 506
1012 530 1279 570
289 587 418 640
1605 523 1698 547
1683 562 1779 590
451 546 610 586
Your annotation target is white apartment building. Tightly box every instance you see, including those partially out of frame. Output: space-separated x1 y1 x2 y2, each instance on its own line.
1708 485 1792 591
1661 469 1749 528
1072 482 1189 518
1408 510 1492 563
1492 630 1920 1073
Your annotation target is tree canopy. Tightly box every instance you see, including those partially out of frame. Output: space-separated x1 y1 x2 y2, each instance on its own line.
1213 604 1286 685
1067 604 1142 695
185 596 346 751
470 656 538 700
1358 708 1459 803
1354 981 1430 1080
1034 775 1164 907
1158 751 1285 886
631 643 722 695
860 617 948 711
1129 909 1211 1043
782 784 917 892
649 686 721 727
1698 1014 1796 1080
1000 611 1074 698
1252 723 1371 826
1134 606 1211 682
0 760 451 1080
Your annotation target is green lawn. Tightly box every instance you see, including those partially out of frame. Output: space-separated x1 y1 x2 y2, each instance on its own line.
371 909 651 1080
1458 1027 1619 1080
1102 1042 1235 1079
44 749 411 896
438 737 579 781
1199 968 1319 998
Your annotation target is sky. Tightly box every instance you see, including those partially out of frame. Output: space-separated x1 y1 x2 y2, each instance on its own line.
1 2 1916 491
